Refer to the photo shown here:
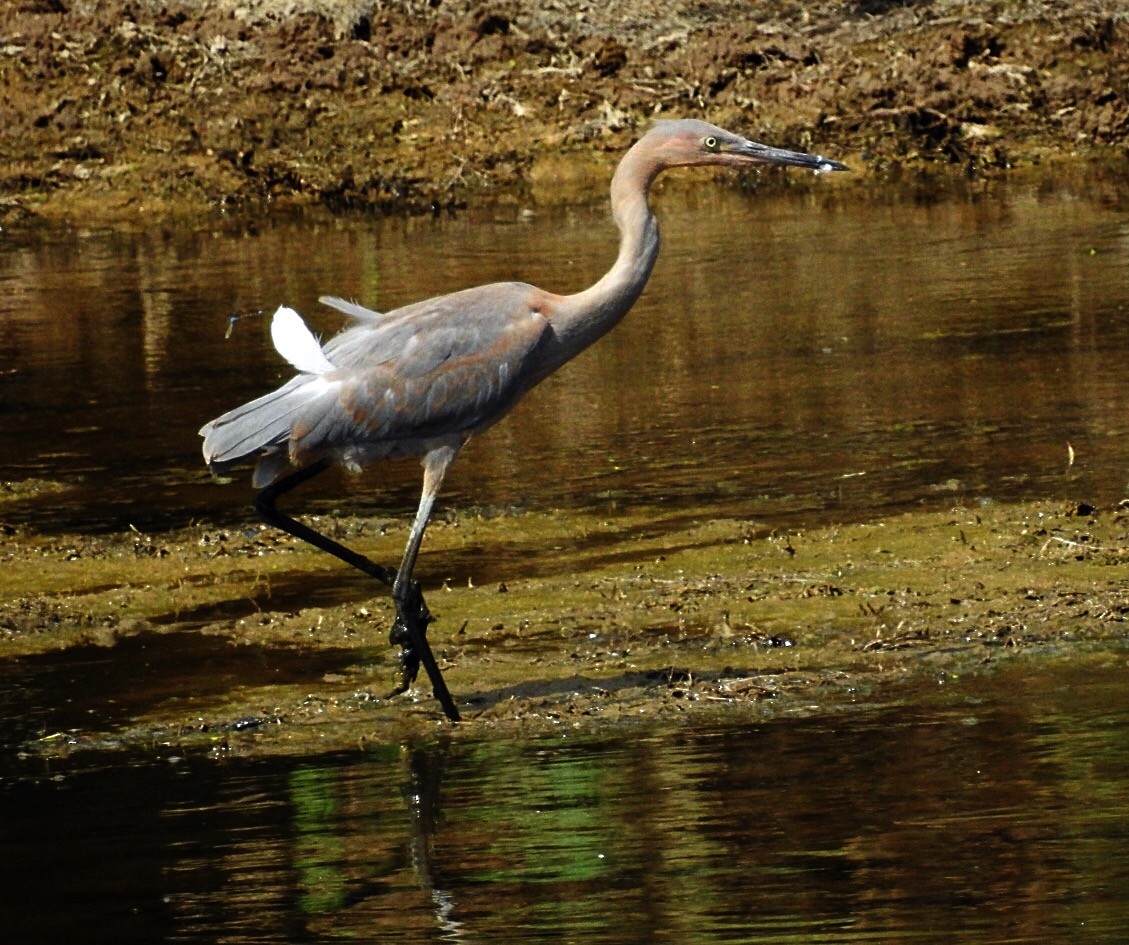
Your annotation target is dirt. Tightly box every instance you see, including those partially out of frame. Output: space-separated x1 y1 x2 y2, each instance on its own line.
2 0 1128 222
4 497 1129 758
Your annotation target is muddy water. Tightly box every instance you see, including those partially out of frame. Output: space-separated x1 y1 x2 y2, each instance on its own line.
0 631 356 747
1 654 1126 943
1 180 1128 535
2 182 1129 942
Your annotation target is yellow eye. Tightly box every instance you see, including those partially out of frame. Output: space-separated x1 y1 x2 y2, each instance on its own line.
704 136 720 152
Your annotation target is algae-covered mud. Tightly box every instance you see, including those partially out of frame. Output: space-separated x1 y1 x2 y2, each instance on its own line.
2 0 1129 221
4 498 1128 756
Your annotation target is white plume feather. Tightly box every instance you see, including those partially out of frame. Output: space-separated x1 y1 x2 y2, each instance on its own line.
270 305 335 375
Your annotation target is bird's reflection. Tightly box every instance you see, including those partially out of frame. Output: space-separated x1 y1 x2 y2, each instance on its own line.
400 742 466 943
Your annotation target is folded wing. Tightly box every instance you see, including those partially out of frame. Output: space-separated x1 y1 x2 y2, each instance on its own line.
200 283 553 486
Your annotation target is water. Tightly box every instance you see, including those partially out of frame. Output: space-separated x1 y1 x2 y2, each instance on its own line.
2 180 1129 942
2 654 1128 943
1 179 1127 534
0 631 356 747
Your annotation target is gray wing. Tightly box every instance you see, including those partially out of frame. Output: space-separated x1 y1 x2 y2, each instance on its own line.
287 283 554 458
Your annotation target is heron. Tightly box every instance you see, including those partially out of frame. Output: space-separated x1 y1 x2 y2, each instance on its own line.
200 118 848 722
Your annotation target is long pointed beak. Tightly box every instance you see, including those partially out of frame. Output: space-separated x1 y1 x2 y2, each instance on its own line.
737 140 849 173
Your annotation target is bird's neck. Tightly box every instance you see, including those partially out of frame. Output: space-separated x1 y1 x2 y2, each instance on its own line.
547 143 661 359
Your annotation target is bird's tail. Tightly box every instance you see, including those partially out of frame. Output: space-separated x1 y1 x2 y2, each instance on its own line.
200 377 333 486
201 306 338 487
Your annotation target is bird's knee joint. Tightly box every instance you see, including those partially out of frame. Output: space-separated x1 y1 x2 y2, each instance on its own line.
392 577 421 605
252 489 279 522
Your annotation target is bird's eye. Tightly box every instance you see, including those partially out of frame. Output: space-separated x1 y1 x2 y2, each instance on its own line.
703 136 720 152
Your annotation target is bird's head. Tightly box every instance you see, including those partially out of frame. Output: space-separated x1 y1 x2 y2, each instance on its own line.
644 118 848 174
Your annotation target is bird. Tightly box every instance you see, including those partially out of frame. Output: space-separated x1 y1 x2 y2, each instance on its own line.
200 118 848 722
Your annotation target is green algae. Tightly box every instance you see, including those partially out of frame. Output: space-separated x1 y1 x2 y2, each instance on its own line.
3 499 1128 757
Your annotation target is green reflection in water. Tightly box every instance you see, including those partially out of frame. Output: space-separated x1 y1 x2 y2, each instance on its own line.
291 765 348 915
201 656 1129 944
463 742 614 885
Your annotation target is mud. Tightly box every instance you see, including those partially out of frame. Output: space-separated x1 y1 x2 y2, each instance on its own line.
2 0 1129 222
4 498 1128 758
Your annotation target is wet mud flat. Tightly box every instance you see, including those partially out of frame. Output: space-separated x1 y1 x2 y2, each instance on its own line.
3 497 1128 760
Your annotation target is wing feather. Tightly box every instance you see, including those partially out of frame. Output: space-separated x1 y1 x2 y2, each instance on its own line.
289 284 553 458
201 282 556 478
319 295 387 324
270 306 335 375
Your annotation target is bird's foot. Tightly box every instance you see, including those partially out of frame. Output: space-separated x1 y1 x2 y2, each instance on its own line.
386 582 432 682
386 613 421 697
385 581 460 721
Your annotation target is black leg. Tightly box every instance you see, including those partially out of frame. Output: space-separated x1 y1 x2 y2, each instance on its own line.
386 446 462 722
253 458 460 722
253 458 397 585
388 579 461 722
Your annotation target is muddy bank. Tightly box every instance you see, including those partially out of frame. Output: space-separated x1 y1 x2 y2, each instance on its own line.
2 0 1128 222
4 498 1128 758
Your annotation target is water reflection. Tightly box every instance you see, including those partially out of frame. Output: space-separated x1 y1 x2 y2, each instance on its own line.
1 180 1127 535
3 656 1127 943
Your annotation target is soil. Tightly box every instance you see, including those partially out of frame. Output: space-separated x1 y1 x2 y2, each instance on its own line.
2 0 1128 222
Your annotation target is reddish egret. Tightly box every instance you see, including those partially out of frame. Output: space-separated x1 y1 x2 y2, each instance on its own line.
200 118 847 721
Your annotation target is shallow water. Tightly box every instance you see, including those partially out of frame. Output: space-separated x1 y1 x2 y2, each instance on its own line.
2 181 1129 943
0 630 356 747
1 179 1127 535
3 653 1128 944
